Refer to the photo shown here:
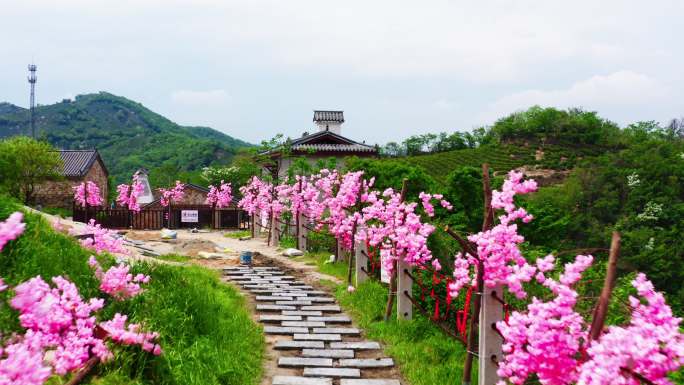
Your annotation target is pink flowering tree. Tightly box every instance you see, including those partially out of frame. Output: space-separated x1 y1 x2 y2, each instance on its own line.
116 172 145 213
0 213 161 384
206 180 233 208
73 181 104 208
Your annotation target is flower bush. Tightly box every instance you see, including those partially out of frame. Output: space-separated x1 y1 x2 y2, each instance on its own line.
73 181 104 208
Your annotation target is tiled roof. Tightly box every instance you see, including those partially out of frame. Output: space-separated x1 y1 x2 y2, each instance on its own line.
58 150 104 177
313 110 344 123
292 143 376 152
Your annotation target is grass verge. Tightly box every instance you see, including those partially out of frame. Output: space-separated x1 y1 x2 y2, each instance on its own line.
291 251 349 281
334 281 472 385
0 195 264 385
224 230 251 239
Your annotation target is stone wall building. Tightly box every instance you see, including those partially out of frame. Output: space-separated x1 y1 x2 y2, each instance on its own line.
33 150 109 209
143 183 212 209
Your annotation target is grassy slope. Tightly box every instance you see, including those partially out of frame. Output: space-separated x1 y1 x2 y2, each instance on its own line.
0 196 264 385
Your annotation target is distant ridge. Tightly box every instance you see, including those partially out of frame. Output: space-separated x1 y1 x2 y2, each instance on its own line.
0 92 252 184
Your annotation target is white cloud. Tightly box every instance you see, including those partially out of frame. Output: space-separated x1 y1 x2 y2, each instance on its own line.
482 71 669 125
170 89 230 106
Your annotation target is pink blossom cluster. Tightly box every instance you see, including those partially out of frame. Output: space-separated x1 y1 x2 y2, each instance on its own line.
496 259 684 385
0 339 52 385
0 211 25 252
100 314 162 356
449 170 539 299
418 192 453 217
360 187 440 274
80 219 129 255
10 275 110 374
89 256 150 300
576 273 683 385
206 180 233 208
73 181 104 208
116 172 144 212
159 181 185 207
495 254 593 385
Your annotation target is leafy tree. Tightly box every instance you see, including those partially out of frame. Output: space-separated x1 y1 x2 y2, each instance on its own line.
344 157 436 201
0 136 63 204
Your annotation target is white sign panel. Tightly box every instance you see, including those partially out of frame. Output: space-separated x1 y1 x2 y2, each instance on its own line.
181 210 199 223
380 254 391 283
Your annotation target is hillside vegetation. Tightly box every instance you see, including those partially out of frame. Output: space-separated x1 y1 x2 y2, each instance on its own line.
0 92 251 184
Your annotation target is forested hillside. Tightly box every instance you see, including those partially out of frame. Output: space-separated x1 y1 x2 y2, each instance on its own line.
0 92 252 185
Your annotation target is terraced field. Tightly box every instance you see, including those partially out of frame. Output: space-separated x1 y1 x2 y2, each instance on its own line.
402 145 536 183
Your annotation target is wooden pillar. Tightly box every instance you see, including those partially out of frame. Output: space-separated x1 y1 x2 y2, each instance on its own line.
354 237 368 286
478 286 503 385
396 259 413 320
297 212 307 251
336 238 345 262
251 214 256 237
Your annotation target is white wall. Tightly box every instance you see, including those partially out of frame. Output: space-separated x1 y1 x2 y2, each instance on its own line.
315 121 342 135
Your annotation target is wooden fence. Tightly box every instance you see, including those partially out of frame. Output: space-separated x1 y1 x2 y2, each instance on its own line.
73 205 250 230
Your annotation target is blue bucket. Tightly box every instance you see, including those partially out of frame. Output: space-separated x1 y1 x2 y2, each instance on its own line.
240 251 253 265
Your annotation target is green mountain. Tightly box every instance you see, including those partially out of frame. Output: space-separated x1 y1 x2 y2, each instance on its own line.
0 92 252 184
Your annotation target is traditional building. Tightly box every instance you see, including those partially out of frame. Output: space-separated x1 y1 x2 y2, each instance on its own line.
266 110 377 179
33 149 109 209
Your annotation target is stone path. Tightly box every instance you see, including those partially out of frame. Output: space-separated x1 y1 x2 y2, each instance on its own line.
224 266 402 385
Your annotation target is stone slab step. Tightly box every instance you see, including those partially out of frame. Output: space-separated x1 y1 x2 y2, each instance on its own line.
307 316 351 323
257 296 293 301
293 333 342 341
303 368 361 378
282 321 326 327
257 304 297 311
273 292 309 297
339 358 394 368
307 297 335 303
340 380 400 385
330 341 381 350
282 310 323 316
278 357 333 367
276 300 313 306
272 376 332 385
313 328 360 335
264 326 309 335
301 348 354 358
274 340 325 350
259 315 302 322
301 305 341 312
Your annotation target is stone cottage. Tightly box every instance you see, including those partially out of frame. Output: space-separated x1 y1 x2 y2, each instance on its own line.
33 149 109 209
142 183 212 209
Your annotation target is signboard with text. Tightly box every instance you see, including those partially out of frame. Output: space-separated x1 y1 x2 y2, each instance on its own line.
181 210 199 223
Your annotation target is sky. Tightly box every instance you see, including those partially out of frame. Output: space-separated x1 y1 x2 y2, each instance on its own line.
1 0 682 145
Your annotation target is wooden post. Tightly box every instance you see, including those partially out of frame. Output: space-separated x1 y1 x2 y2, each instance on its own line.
251 213 256 237
383 178 409 321
297 212 307 251
335 238 344 262
463 163 494 385
478 285 503 385
269 213 280 246
354 234 369 286
397 260 413 320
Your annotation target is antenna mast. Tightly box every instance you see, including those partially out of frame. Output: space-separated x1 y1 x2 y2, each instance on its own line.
27 63 37 138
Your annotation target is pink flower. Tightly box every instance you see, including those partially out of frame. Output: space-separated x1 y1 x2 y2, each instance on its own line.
89 256 150 300
80 220 128 255
206 181 233 208
73 181 104 208
159 181 185 207
116 172 145 212
347 285 356 293
0 212 25 252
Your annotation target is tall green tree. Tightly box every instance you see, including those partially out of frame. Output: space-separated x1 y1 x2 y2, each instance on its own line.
0 136 63 204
